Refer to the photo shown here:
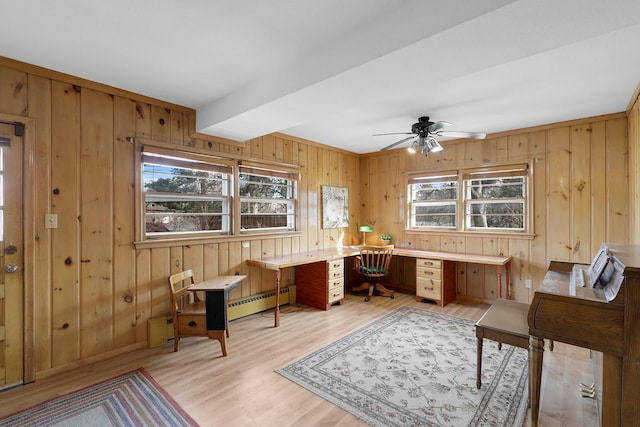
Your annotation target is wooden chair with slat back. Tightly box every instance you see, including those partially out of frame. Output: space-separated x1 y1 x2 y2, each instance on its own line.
167 269 228 355
352 245 395 302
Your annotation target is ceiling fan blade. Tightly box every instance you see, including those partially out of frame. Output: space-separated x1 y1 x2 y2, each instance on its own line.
437 131 487 139
428 121 452 132
373 132 413 136
381 135 416 151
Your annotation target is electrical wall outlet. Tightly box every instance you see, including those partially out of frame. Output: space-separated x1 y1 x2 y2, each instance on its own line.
525 279 532 289
45 213 58 229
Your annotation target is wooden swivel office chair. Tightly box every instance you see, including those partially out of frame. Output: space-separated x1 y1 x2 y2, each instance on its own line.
352 245 395 302
168 269 228 355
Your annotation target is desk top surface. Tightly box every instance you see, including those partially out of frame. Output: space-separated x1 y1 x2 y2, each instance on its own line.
189 275 246 291
246 247 511 270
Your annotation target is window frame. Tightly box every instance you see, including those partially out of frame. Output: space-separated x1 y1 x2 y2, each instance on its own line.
408 173 459 230
238 162 297 233
141 146 234 239
138 143 300 241
407 163 532 235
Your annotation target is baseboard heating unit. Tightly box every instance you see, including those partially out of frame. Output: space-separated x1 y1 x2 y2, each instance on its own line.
227 285 295 321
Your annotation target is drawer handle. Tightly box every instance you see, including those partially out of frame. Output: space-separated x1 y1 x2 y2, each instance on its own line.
422 270 434 275
423 285 434 291
422 261 434 266
188 321 198 327
332 263 341 268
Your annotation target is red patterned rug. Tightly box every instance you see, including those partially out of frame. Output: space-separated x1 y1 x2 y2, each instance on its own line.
0 368 198 426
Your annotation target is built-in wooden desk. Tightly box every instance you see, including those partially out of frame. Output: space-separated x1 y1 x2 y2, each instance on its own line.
247 247 511 327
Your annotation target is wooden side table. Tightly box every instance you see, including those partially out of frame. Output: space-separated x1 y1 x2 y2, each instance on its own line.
475 299 530 389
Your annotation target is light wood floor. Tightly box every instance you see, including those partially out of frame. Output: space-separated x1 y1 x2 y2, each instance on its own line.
0 293 598 426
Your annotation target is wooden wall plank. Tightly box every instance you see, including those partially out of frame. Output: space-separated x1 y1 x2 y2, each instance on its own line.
150 247 170 318
629 97 640 244
79 88 114 358
606 118 629 244
135 249 152 343
547 127 572 261
50 81 81 367
0 67 27 115
25 75 53 372
151 106 171 143
570 124 592 263
113 96 137 349
530 131 548 299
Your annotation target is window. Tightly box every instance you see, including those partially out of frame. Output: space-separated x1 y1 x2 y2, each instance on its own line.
463 166 527 231
142 147 233 237
408 164 529 233
239 162 297 232
408 173 458 229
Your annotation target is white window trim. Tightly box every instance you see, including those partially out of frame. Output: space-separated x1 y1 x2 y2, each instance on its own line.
407 162 532 235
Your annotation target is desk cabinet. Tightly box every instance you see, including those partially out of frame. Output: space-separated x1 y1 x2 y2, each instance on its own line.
296 258 345 310
415 258 456 306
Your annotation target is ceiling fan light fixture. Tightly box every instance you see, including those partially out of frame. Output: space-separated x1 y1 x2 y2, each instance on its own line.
407 140 419 154
425 135 443 152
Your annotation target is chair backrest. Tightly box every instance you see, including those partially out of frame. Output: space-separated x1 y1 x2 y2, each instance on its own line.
357 245 394 278
168 269 196 314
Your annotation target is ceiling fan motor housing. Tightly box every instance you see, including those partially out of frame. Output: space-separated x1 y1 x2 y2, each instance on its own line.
411 116 434 135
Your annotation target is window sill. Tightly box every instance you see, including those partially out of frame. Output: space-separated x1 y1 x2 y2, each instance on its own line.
134 230 302 249
404 229 536 240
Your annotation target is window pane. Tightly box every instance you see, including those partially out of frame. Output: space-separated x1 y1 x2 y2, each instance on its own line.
467 202 524 230
239 171 296 231
143 156 231 236
467 178 524 199
413 203 456 228
413 181 457 200
410 179 457 228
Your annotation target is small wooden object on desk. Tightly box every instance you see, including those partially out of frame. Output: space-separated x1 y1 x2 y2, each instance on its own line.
475 299 530 389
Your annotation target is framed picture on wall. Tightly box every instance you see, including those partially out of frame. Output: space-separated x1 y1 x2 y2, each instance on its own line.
322 186 349 229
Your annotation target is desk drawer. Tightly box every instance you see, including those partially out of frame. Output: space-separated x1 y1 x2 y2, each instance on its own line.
328 259 344 277
417 266 441 279
328 277 344 290
417 258 441 269
417 277 442 300
328 287 344 304
177 315 208 335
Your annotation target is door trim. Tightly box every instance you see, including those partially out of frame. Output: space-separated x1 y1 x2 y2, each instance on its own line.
1 113 35 383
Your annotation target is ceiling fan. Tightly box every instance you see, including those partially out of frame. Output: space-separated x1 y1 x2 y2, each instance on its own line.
375 116 486 155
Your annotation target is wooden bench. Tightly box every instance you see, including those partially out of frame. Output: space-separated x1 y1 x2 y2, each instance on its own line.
475 299 531 389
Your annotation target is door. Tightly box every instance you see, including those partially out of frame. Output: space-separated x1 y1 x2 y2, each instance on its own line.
0 122 24 389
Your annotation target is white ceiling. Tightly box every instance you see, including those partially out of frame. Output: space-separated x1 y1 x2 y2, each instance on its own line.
1 0 639 153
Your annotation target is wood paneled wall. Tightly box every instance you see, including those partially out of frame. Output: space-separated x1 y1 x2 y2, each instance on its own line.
0 59 360 376
0 56 634 378
360 114 629 303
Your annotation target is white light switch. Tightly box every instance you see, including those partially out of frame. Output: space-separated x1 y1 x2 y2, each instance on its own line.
525 279 532 289
45 213 58 229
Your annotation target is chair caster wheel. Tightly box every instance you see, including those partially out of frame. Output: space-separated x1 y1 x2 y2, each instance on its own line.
390 294 395 299
364 297 370 302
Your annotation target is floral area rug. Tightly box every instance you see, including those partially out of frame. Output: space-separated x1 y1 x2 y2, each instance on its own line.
277 306 527 427
0 368 198 426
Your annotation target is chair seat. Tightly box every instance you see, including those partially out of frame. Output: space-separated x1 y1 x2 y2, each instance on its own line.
177 300 207 315
356 265 387 275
